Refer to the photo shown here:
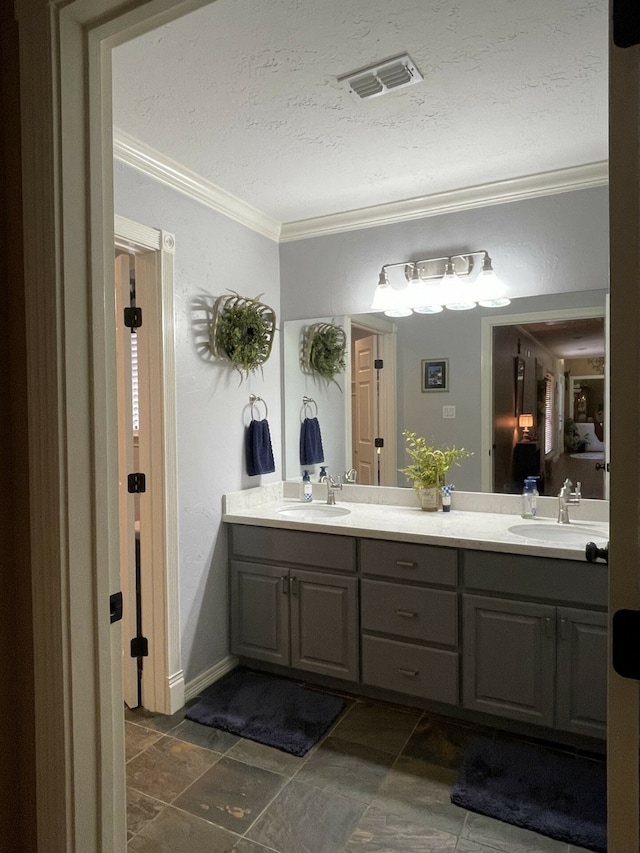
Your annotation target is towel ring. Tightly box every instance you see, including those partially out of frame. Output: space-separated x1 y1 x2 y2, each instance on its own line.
249 394 268 421
302 396 318 419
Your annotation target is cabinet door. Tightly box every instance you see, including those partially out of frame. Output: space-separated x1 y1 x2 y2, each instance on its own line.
463 594 556 727
290 570 359 681
230 561 289 665
556 607 607 738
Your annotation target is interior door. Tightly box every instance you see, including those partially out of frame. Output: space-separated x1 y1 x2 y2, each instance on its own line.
115 253 138 709
607 8 640 848
352 335 377 484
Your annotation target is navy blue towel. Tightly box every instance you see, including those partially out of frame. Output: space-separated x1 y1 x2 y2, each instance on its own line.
246 419 275 476
300 416 324 465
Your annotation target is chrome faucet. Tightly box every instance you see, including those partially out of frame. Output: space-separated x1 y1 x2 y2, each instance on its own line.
344 468 357 483
557 478 581 524
326 475 343 505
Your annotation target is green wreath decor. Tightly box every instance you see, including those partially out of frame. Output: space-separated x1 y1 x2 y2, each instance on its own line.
302 322 347 387
210 291 276 378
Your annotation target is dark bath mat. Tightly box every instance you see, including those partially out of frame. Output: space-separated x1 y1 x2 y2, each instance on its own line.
186 668 345 757
451 736 606 852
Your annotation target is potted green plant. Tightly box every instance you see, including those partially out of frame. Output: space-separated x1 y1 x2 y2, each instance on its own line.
399 430 472 511
302 322 347 388
210 291 276 379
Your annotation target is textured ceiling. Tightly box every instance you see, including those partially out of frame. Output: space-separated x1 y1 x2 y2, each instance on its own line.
111 0 607 224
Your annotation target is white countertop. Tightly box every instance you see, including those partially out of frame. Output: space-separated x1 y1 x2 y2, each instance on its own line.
223 484 609 561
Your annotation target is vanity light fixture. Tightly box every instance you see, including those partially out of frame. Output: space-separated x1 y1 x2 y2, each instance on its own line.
371 250 510 317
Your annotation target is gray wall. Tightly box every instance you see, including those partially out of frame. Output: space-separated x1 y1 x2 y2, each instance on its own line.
279 186 609 320
114 161 281 684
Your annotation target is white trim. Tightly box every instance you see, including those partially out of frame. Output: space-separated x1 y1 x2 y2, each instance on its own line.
113 129 281 242
480 305 606 493
184 655 239 702
113 129 608 244
280 162 609 241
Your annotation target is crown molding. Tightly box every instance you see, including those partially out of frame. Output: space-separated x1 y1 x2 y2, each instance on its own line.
113 129 281 242
279 161 609 242
113 130 608 244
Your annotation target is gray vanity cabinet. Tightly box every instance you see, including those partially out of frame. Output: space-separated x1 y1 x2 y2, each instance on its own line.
555 607 607 738
462 594 556 726
462 550 608 738
230 561 289 666
229 526 359 681
359 540 460 705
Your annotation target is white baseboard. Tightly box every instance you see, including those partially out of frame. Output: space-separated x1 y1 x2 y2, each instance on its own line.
184 655 239 703
167 669 185 716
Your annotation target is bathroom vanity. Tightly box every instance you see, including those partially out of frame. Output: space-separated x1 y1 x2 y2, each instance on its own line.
224 487 609 743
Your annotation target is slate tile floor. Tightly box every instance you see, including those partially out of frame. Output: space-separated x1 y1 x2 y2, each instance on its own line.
125 683 601 852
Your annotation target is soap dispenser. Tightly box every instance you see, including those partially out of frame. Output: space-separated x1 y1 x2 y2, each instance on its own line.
301 470 313 502
521 477 539 519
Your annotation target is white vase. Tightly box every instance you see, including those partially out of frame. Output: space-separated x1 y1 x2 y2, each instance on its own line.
418 486 441 512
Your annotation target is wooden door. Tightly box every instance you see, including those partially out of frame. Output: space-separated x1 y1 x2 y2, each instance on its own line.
114 253 138 708
352 335 377 485
608 8 640 847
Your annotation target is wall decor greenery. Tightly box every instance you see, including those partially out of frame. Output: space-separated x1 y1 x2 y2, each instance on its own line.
302 322 347 387
210 292 276 379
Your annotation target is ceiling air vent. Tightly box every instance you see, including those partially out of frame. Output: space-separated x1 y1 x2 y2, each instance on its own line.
339 54 423 100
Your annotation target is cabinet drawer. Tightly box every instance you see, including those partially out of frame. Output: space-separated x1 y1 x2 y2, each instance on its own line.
462 550 606 607
230 525 356 572
360 539 457 586
361 580 458 646
362 635 459 705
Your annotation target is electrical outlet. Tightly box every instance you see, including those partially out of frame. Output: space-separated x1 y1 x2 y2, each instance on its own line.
443 405 456 419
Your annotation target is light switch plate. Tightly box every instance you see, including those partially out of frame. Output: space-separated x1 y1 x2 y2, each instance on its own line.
443 405 456 419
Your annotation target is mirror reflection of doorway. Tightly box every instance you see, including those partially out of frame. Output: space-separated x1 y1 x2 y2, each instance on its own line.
492 316 606 500
349 316 398 487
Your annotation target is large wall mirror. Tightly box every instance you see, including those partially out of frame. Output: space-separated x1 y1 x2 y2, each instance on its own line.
283 288 608 500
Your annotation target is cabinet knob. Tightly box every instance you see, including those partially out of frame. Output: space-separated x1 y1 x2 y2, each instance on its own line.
396 560 417 568
290 576 298 595
282 576 288 594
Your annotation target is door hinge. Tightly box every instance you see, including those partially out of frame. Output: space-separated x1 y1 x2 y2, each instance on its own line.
130 636 149 658
613 0 640 47
128 472 146 493
374 359 384 370
124 306 142 329
612 609 640 680
110 591 123 624
374 437 384 448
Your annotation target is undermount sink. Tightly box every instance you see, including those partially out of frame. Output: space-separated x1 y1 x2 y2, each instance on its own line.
276 503 351 520
508 522 608 546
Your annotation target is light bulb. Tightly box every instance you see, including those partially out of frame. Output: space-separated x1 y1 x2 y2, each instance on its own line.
384 307 413 317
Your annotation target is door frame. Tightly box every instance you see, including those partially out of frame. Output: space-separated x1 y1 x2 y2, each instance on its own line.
115 215 183 715
15 0 208 848
13 0 640 849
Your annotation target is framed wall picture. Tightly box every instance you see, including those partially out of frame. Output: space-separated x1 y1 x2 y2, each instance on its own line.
421 358 449 392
